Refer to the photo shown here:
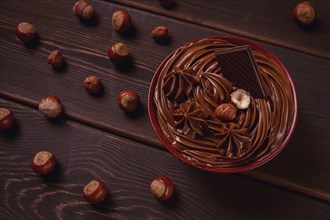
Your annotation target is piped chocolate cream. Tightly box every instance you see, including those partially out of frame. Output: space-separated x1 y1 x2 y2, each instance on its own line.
154 38 296 168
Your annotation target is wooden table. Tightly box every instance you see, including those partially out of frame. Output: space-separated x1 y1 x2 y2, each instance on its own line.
1 0 329 219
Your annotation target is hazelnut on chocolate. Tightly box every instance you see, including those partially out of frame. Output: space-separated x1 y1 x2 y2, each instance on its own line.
215 103 237 121
231 89 251 110
151 26 170 44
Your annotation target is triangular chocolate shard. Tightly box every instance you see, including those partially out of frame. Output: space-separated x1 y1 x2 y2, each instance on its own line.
215 45 267 98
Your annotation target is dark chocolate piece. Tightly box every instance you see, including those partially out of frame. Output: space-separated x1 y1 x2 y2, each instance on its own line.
215 45 267 98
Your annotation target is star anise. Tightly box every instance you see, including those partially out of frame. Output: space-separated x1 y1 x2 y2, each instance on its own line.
214 123 251 158
173 102 208 137
163 68 200 102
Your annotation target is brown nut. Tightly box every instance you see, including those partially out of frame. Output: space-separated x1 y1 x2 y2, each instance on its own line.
108 42 130 65
83 75 102 95
293 1 316 25
48 50 64 69
112 9 133 32
38 96 63 118
150 176 174 201
16 22 36 43
117 90 140 112
215 103 237 121
151 26 170 43
31 151 56 175
0 108 14 130
158 0 175 8
83 179 108 204
73 0 95 20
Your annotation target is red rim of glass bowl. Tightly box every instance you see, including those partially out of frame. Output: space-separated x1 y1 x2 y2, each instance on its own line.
148 36 298 173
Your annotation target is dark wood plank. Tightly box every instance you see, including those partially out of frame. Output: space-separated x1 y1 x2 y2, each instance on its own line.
111 0 330 59
1 99 330 220
0 0 329 201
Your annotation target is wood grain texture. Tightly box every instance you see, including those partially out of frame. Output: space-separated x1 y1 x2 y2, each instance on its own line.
111 0 330 59
0 0 330 202
1 99 330 220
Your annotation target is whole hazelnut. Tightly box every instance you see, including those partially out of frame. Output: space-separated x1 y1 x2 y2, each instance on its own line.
48 50 64 69
38 96 63 118
83 179 108 204
16 22 36 43
83 75 102 95
73 0 95 20
151 26 170 44
0 108 14 130
231 89 251 110
112 9 133 32
31 151 56 175
215 103 237 121
158 0 175 8
117 90 140 112
108 42 130 65
293 1 316 25
150 176 174 201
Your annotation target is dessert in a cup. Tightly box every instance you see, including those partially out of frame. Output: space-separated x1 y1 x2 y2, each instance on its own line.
149 36 297 173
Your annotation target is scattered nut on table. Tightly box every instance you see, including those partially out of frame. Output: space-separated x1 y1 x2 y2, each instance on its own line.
83 75 102 95
38 96 63 118
0 108 14 130
108 42 130 65
73 0 95 20
31 151 56 175
48 50 64 70
151 26 170 44
150 176 174 201
293 1 316 25
112 9 133 33
117 90 140 112
83 179 108 204
16 21 36 43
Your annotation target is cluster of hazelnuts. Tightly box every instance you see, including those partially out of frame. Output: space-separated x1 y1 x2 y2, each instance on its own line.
3 0 178 204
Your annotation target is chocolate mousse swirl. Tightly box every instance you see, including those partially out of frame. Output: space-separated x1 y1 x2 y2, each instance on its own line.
154 38 296 168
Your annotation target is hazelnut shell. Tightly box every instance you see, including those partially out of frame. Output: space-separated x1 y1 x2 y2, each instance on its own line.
108 42 130 65
73 0 95 20
293 1 316 25
38 96 63 118
0 108 14 130
117 90 140 112
31 151 56 175
151 26 170 43
83 75 102 94
112 9 133 32
15 22 36 43
150 175 174 201
48 50 64 69
83 179 108 204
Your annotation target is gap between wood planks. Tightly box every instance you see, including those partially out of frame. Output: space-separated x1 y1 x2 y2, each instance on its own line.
1 91 329 203
108 0 330 60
